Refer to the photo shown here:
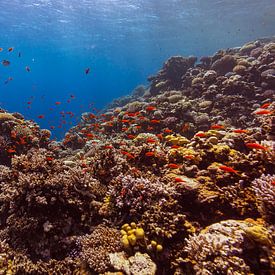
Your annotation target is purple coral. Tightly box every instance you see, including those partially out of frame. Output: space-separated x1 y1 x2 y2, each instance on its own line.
108 174 170 217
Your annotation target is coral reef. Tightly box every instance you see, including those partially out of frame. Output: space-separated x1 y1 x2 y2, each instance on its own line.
0 38 275 274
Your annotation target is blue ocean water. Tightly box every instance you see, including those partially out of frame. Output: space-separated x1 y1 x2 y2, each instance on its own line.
0 0 274 139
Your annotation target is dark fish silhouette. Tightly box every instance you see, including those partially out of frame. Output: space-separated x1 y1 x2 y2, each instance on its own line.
2 60 10 66
85 67 90 74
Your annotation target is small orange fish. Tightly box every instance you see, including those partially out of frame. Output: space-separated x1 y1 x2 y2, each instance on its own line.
135 125 141 129
7 148 16 153
195 132 206 138
168 163 180 169
38 115 45 119
55 101 61 105
261 102 271 109
211 124 225 130
121 150 135 159
254 109 273 115
171 145 181 149
163 128 173 133
145 152 155 157
156 133 163 140
104 145 113 149
86 133 94 138
46 157 54 161
147 126 154 131
146 106 156 111
150 119 160 124
146 138 156 143
175 177 185 183
233 129 248 134
219 165 238 174
245 143 267 150
127 113 137 117
184 155 194 160
121 119 130 123
8 47 13 52
127 134 135 139
122 127 128 131
0 48 3 52
50 126 55 130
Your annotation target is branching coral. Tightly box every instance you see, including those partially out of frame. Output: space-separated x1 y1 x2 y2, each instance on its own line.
80 225 122 273
252 174 275 222
107 174 171 219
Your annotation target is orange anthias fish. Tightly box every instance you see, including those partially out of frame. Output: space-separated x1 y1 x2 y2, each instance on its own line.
195 132 206 138
175 177 185 183
146 106 156 111
8 47 14 52
233 129 248 134
145 152 155 157
261 102 271 109
104 145 113 149
163 128 173 133
168 163 180 169
55 101 61 105
121 150 135 159
0 48 3 52
46 157 54 161
171 145 181 149
146 138 156 143
38 115 45 119
245 143 267 150
150 119 160 124
254 109 273 115
184 155 195 160
219 165 238 174
211 124 225 130
127 134 135 139
7 148 16 153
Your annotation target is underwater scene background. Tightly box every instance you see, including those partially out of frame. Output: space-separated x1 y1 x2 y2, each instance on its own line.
0 0 275 138
0 0 275 275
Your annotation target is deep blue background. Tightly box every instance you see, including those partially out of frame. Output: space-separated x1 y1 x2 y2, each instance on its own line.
0 0 274 138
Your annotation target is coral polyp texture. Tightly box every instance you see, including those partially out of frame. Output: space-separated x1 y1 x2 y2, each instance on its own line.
0 38 275 274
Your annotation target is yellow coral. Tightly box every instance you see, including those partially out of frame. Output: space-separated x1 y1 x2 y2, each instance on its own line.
244 225 272 246
165 135 189 146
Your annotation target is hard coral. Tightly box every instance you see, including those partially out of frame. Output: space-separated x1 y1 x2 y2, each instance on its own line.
182 220 274 275
80 225 122 273
107 174 170 219
252 174 275 222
